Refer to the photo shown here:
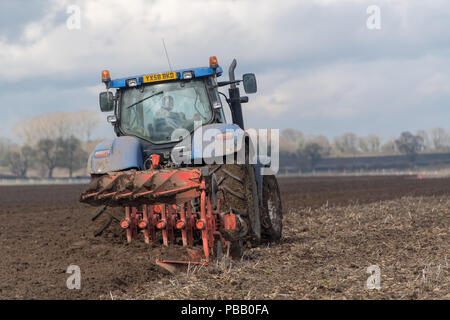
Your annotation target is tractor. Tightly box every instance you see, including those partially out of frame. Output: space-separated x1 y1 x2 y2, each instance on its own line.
80 57 282 270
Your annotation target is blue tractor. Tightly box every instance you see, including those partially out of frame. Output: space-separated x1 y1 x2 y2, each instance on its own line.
80 57 282 267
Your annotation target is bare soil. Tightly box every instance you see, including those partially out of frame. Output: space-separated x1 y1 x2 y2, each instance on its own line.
0 175 448 299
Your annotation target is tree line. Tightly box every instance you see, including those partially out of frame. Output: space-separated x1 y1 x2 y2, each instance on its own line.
1 110 448 176
0 110 100 178
279 128 449 171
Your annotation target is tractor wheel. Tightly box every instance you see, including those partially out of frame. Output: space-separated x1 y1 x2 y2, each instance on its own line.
209 163 261 258
261 175 283 242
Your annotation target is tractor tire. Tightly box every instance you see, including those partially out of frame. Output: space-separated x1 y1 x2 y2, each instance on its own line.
260 175 283 242
209 163 261 258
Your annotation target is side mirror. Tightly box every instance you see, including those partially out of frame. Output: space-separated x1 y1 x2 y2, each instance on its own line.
242 73 257 94
99 92 114 112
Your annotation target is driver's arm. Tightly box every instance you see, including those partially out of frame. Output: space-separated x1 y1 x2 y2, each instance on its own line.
178 112 186 120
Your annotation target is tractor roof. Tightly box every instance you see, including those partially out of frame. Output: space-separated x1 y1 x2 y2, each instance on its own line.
107 66 223 89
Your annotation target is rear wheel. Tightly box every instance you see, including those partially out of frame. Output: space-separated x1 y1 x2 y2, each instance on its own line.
209 163 261 258
261 175 283 242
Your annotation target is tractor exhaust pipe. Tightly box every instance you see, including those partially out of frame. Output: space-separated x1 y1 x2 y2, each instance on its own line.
228 59 245 129
229 59 237 88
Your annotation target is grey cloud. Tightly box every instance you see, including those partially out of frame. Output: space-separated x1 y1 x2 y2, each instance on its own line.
1 0 450 142
0 0 67 41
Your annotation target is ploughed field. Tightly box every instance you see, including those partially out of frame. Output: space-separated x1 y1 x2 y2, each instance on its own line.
0 175 448 299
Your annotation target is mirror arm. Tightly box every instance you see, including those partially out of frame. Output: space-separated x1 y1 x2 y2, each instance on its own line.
216 80 241 88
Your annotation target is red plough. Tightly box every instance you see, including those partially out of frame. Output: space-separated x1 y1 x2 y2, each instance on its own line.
80 157 237 271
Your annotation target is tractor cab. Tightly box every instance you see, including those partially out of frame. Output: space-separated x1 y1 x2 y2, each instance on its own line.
99 57 257 147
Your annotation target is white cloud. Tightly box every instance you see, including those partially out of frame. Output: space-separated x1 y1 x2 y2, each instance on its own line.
245 55 450 134
1 0 450 140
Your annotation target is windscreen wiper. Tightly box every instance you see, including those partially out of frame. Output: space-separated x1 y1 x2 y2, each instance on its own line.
126 91 164 109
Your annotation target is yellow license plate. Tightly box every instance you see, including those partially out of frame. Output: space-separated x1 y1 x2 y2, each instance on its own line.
142 72 177 83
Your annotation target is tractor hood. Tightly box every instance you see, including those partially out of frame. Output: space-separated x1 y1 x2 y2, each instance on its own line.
88 136 144 174
170 123 246 165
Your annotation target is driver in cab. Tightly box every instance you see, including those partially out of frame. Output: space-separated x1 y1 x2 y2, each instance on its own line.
154 95 187 128
152 95 200 138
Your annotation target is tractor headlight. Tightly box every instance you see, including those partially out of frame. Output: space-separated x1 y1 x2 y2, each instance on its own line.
182 71 194 80
126 78 138 87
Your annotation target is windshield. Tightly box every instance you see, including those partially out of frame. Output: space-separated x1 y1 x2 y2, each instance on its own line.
119 78 213 144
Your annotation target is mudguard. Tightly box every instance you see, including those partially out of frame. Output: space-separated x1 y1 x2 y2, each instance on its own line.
188 123 264 205
88 136 144 174
171 123 244 165
193 124 264 203
191 123 244 161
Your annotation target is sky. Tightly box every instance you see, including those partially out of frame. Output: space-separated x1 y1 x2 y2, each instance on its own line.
1 0 450 142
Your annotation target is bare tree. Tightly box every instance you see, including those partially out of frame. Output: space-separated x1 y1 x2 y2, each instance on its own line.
430 128 449 151
381 137 398 153
305 135 331 154
416 130 431 151
367 134 381 152
296 135 330 171
12 111 97 177
395 131 424 163
13 111 88 145
37 139 60 178
5 145 34 177
57 136 88 177
0 137 13 166
358 137 369 153
301 142 327 171
280 129 304 154
333 132 359 155
15 113 51 145
358 134 382 153
75 110 100 142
